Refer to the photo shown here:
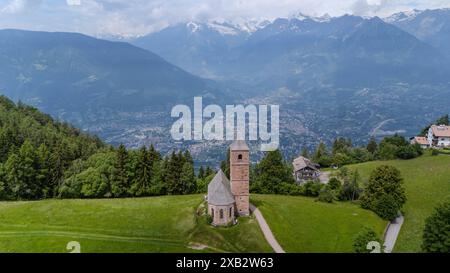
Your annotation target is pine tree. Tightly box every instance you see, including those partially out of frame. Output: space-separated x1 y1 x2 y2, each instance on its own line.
254 150 294 193
36 143 52 198
301 147 310 158
111 144 129 197
313 141 331 167
220 148 230 178
165 151 180 195
205 166 214 177
50 144 65 190
435 114 449 126
198 166 205 179
130 146 151 196
5 140 39 199
148 144 161 165
180 162 196 194
367 137 378 154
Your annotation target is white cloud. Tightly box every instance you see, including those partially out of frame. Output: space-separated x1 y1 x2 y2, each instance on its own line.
67 0 81 6
1 0 450 36
1 0 26 13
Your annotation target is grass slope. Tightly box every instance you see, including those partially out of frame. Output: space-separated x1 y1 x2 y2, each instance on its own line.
345 153 450 252
0 195 271 253
251 194 387 253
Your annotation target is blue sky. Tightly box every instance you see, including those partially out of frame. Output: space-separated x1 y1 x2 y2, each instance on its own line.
1 0 449 37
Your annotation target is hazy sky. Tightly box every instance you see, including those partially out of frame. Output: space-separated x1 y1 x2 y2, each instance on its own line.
1 0 449 37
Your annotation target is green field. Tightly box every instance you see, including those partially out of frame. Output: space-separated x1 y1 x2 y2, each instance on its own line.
0 195 271 253
251 194 387 252
1 154 447 253
345 153 450 252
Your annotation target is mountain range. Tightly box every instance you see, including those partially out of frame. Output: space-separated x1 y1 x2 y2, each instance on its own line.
132 11 450 90
1 9 450 164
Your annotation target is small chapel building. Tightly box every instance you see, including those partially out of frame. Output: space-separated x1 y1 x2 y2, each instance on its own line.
207 140 250 226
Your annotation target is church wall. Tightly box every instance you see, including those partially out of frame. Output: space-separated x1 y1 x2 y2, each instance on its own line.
208 204 235 226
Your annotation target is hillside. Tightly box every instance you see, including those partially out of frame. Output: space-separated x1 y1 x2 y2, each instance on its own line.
0 29 220 112
0 29 225 152
345 153 450 252
0 195 271 253
251 194 387 252
0 95 104 199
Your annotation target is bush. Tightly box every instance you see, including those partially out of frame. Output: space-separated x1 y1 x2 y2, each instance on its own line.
328 177 342 191
303 181 324 197
422 201 450 253
372 194 400 221
395 145 420 159
318 187 336 203
206 214 213 225
431 149 440 156
353 228 382 253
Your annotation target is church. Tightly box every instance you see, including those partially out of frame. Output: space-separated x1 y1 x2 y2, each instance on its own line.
207 140 250 226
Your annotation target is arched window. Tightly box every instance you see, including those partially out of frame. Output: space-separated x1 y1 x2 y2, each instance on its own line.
211 208 214 218
219 209 224 219
229 207 232 217
238 154 243 160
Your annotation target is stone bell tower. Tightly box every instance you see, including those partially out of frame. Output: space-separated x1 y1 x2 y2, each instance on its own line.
229 140 250 216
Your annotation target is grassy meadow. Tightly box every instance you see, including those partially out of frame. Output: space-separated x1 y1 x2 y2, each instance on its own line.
345 153 450 252
0 195 271 253
251 194 387 252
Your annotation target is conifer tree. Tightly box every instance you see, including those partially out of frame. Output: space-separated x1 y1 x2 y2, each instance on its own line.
130 146 151 196
36 143 52 197
112 144 129 197
180 162 196 194
367 137 378 154
198 166 205 179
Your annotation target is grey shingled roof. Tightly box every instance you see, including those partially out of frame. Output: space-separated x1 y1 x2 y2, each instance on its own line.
230 140 249 151
207 169 235 206
293 156 319 172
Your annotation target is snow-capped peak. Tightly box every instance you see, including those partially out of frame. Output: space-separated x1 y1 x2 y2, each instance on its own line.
186 22 201 33
385 9 422 23
206 21 240 35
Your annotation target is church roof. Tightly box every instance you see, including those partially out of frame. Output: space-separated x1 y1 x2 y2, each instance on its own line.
207 169 235 206
230 140 249 151
293 156 319 172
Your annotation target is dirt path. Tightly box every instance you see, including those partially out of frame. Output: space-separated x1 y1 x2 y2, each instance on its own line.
249 204 285 253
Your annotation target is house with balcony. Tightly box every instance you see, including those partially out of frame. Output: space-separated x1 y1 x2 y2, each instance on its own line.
427 125 450 148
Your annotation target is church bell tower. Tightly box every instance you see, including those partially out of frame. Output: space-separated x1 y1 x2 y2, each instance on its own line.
229 140 250 216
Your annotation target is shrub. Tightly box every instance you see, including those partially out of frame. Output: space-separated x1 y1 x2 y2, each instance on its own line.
422 201 450 253
303 181 324 197
395 145 420 159
353 228 382 253
206 214 213 225
328 177 342 191
318 187 336 203
372 194 400 221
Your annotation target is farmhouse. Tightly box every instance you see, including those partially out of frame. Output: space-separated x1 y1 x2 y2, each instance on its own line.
427 125 450 148
207 140 250 226
292 156 320 184
410 136 430 149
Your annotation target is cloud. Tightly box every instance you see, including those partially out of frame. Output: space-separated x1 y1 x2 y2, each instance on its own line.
1 0 450 36
1 0 27 13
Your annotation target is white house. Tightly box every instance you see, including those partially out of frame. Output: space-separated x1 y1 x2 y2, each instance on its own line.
427 125 450 148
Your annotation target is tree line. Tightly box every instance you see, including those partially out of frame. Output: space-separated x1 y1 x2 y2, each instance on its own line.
0 96 204 200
